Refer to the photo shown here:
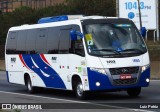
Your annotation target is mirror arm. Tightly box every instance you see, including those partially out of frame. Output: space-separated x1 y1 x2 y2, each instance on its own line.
76 31 84 38
140 27 147 38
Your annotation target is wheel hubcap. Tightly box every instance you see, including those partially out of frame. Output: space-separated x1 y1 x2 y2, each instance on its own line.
27 80 32 91
77 83 83 97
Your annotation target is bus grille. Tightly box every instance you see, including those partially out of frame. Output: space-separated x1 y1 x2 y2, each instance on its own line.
109 67 139 75
113 78 137 85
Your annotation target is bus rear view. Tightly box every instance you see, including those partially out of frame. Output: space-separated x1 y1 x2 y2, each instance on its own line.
5 15 150 99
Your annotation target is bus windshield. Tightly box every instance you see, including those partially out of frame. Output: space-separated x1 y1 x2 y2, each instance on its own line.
83 23 147 57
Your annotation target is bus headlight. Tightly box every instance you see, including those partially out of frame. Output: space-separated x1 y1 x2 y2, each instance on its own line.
90 68 107 75
141 64 150 73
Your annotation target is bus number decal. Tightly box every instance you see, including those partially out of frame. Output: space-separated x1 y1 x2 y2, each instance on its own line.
11 57 16 63
52 57 57 63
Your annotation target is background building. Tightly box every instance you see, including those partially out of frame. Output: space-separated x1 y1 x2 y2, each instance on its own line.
0 0 64 13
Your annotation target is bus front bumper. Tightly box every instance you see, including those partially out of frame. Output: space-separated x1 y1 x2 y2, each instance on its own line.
87 67 150 91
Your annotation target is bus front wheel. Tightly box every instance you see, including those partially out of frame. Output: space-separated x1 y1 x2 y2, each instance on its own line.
75 82 87 100
127 87 141 97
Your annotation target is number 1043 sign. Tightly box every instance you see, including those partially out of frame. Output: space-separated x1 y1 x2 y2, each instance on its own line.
119 0 157 30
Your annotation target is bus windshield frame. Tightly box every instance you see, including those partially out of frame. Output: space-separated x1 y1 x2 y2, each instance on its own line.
81 19 147 58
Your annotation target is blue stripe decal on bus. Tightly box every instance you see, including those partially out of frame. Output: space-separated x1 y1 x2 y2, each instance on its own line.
22 54 66 89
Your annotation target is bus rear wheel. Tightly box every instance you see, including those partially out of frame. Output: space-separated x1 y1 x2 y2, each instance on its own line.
26 77 35 94
127 87 141 97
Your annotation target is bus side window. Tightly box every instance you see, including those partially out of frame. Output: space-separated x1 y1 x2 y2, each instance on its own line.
70 38 85 56
16 30 27 54
69 25 85 56
36 28 48 54
58 28 71 54
26 29 37 54
6 31 18 54
47 27 59 54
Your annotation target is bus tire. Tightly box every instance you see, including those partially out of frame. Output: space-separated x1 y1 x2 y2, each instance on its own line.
127 87 141 97
75 82 87 100
26 77 35 94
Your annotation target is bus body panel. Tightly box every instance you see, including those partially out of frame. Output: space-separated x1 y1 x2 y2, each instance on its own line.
87 52 149 68
68 54 88 90
6 54 26 84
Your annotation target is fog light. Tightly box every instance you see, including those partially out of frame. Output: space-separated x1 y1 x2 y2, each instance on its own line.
146 78 150 83
96 82 100 86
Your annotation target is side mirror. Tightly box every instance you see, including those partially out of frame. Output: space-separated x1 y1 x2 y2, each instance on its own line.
141 27 147 38
70 30 83 41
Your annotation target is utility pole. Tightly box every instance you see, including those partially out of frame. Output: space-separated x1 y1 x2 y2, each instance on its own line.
156 0 159 41
137 0 142 30
116 0 119 17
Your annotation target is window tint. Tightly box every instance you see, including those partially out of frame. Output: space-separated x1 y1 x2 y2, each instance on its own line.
47 25 82 54
47 27 59 54
16 30 27 54
6 31 18 54
36 28 48 54
26 29 37 54
69 25 85 56
58 27 72 54
70 38 85 56
6 24 83 55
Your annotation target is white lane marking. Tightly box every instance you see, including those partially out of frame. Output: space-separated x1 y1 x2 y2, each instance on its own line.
132 109 156 112
0 90 124 108
0 90 156 112
151 80 160 81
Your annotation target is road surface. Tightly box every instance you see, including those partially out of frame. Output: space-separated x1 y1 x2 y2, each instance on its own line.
0 71 159 112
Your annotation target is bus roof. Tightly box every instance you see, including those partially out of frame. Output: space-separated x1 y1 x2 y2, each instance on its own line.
8 15 123 31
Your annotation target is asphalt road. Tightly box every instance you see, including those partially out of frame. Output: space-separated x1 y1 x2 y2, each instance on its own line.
0 71 159 112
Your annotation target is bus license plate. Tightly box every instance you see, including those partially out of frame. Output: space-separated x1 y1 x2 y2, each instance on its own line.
120 74 132 80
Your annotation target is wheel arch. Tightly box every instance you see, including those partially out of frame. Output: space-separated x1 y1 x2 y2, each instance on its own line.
24 72 31 86
71 74 82 91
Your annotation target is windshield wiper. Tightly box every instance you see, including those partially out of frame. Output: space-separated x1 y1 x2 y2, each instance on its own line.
93 49 121 55
120 49 143 53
